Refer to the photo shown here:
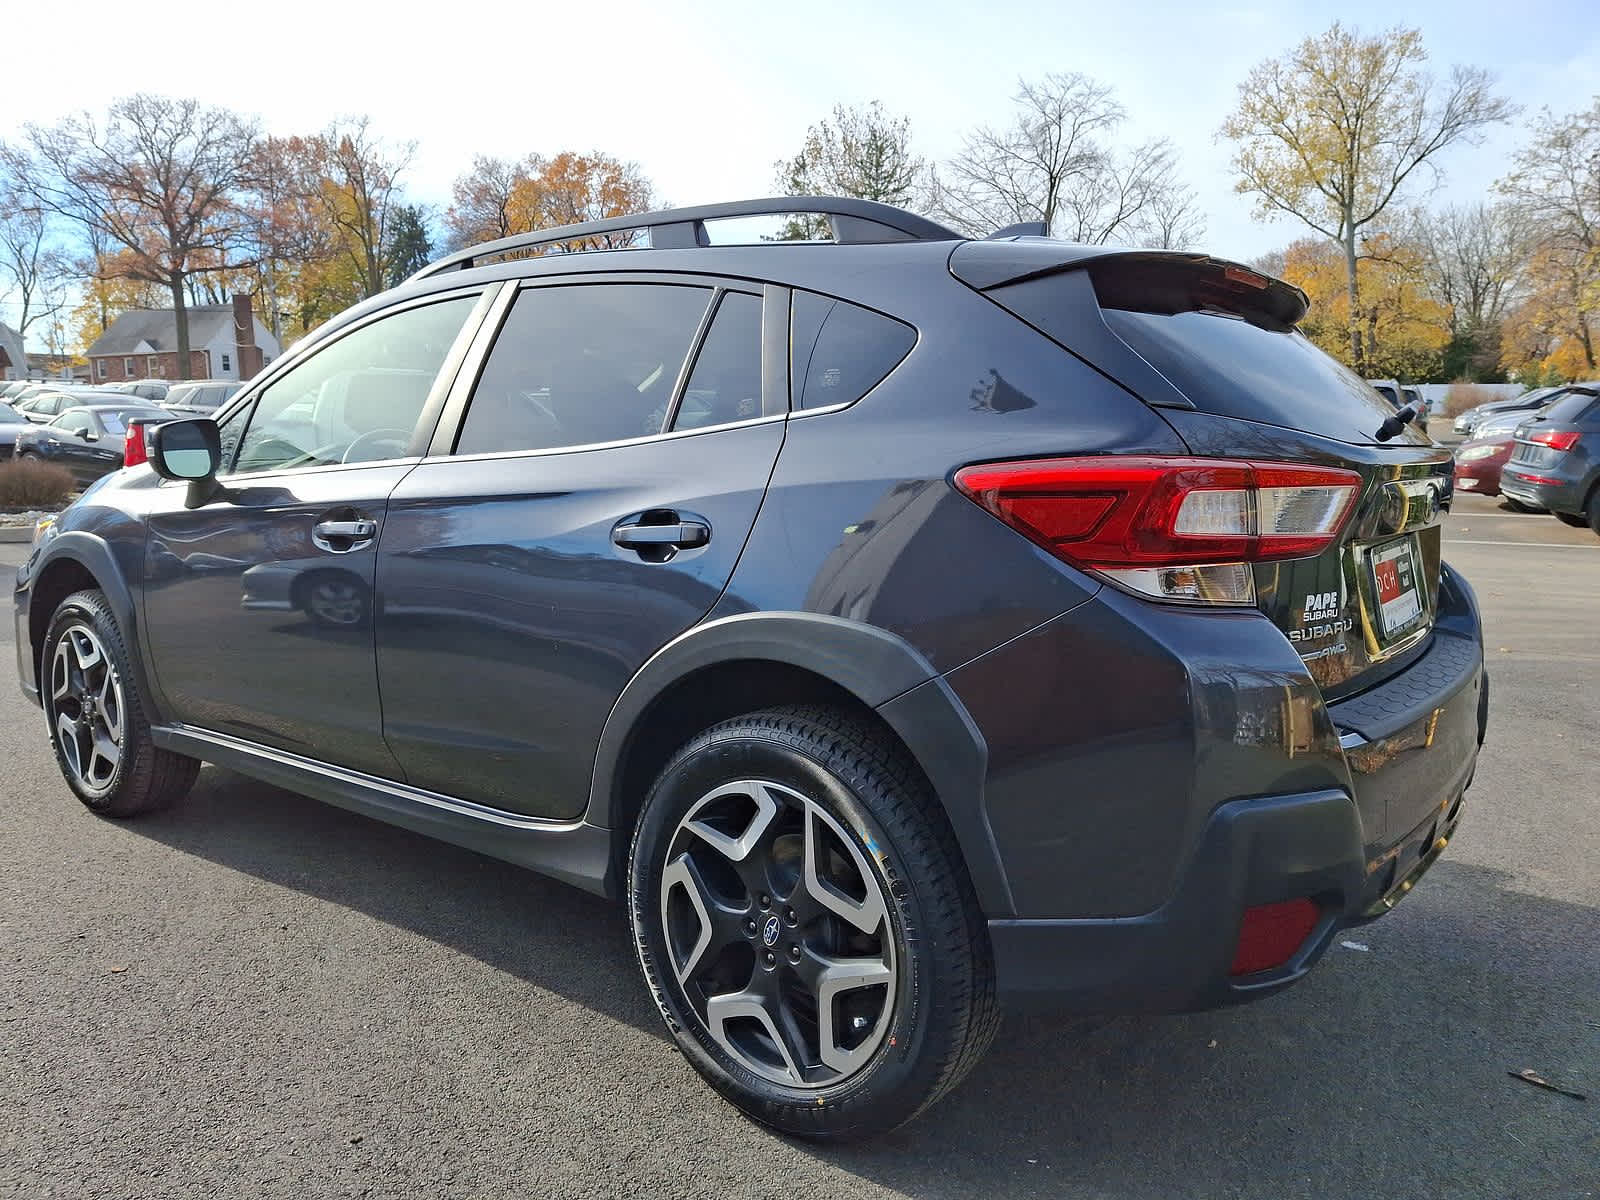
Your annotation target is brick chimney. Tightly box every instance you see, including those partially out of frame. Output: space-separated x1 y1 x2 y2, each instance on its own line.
232 293 264 380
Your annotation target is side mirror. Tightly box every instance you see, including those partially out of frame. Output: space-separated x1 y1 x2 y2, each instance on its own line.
149 418 224 507
79 428 96 442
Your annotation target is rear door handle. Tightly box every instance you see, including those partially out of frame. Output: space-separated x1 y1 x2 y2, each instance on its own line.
612 519 710 551
312 518 377 552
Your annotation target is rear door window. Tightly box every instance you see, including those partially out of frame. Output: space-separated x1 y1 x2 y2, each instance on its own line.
455 283 713 455
790 291 916 410
673 291 763 430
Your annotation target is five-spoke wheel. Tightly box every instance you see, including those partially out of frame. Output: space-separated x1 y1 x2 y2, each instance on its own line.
48 623 125 795
661 779 896 1088
629 705 997 1139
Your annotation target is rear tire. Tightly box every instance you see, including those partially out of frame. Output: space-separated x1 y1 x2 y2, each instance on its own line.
42 589 200 817
627 705 997 1139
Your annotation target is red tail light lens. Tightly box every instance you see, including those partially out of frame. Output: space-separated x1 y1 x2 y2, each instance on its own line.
1528 429 1580 452
1229 897 1321 976
952 456 1360 604
123 423 148 468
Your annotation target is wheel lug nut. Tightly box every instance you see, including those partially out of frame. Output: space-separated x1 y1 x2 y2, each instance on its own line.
784 908 797 926
763 951 776 967
851 1016 869 1031
788 944 801 962
758 894 771 910
744 919 757 936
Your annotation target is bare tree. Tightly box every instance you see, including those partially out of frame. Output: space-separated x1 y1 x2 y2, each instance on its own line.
1221 23 1512 370
1412 203 1528 333
11 95 259 378
0 162 69 345
932 73 1202 246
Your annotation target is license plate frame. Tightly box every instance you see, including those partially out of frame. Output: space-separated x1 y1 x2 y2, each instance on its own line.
1366 534 1428 641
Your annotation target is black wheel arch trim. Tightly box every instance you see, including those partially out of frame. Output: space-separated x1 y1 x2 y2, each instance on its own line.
586 610 1015 915
22 532 165 721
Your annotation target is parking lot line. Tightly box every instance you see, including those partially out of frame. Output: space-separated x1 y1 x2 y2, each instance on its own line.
1446 539 1595 548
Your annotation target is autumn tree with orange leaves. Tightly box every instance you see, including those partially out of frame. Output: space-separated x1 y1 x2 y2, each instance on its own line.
445 152 653 253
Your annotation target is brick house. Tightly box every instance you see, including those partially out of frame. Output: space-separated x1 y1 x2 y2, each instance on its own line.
85 295 281 384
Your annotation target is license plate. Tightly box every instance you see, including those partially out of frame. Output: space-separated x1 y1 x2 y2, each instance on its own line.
1369 536 1424 637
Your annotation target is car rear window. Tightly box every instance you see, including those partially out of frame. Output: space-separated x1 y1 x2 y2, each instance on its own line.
1098 304 1402 444
1538 390 1598 423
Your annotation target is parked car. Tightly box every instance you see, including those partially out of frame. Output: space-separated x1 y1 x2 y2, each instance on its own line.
0 401 33 461
1500 386 1600 533
14 197 1487 1139
14 388 115 424
2 381 38 401
1452 406 1562 508
101 378 172 403
161 379 244 416
12 403 164 485
1452 386 1568 437
1368 380 1428 433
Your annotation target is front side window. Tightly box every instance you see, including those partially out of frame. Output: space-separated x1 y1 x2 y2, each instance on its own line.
54 410 91 435
231 294 479 476
790 291 916 410
454 283 713 456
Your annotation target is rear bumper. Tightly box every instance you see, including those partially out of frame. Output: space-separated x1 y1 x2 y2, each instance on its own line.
979 566 1486 1011
990 783 1469 1011
1500 468 1584 513
1452 459 1504 496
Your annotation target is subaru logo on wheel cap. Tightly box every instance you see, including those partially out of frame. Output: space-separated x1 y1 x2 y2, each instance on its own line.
761 915 781 947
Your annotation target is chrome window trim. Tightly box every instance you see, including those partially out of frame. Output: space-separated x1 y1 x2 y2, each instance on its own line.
423 412 786 466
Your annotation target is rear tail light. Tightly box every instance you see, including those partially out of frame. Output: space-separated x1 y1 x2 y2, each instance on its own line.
952 456 1360 605
1527 429 1580 452
123 423 148 467
1229 897 1321 976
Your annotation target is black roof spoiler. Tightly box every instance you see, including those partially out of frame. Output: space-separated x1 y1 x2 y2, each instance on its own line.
949 242 1310 325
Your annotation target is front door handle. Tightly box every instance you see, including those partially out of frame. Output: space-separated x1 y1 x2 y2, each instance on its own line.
312 517 377 552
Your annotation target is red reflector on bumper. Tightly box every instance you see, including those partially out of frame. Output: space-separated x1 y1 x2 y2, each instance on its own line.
1229 898 1321 976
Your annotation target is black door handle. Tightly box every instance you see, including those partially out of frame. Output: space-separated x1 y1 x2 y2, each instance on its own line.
612 520 710 550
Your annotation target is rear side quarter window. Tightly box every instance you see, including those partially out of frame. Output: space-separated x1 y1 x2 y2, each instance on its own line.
790 291 915 411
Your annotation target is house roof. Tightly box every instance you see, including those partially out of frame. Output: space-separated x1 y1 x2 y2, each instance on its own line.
84 306 242 358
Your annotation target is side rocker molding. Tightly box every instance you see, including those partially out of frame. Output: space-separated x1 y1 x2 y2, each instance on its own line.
585 610 1015 916
151 724 615 896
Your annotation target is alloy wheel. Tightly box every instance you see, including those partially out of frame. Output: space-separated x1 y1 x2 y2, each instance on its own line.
49 623 125 794
660 779 897 1089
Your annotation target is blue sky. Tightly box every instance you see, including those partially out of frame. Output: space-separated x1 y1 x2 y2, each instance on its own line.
4 0 1599 332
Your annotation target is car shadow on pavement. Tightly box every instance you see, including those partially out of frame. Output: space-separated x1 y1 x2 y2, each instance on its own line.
125 768 1600 1199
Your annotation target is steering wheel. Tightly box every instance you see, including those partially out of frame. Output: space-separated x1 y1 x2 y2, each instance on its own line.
342 428 412 464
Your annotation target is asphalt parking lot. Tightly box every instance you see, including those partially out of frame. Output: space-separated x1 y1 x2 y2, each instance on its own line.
2 494 1597 1200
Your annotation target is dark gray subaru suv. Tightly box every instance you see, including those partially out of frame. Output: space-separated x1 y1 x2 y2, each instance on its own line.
14 198 1487 1138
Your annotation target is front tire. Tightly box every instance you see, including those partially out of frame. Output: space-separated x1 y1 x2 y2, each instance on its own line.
42 589 200 817
627 705 997 1139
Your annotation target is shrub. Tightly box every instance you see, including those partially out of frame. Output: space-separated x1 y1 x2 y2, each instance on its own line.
0 458 76 507
1442 383 1502 418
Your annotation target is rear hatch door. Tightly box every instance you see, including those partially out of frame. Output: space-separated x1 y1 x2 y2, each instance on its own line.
952 243 1451 699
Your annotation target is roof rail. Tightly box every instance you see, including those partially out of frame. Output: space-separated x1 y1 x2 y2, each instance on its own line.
410 196 964 281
